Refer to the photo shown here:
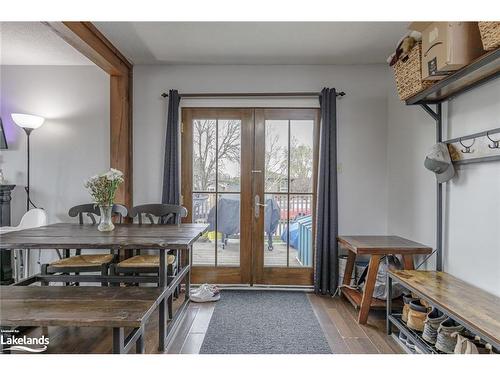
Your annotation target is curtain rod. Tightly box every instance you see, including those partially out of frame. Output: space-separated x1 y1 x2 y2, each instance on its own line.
160 91 346 99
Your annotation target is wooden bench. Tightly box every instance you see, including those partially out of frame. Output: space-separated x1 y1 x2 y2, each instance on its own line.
387 270 500 354
0 286 165 354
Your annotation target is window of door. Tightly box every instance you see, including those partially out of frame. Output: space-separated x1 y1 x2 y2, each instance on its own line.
181 107 319 285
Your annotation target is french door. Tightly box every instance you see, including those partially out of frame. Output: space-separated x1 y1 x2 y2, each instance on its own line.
181 108 319 285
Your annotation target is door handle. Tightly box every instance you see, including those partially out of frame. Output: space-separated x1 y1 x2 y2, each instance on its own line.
254 195 267 218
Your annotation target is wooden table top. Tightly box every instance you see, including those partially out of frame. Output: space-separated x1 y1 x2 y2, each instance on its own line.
0 286 163 327
389 270 500 347
337 235 432 255
0 223 209 250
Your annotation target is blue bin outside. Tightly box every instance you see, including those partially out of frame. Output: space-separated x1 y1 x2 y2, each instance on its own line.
296 216 313 266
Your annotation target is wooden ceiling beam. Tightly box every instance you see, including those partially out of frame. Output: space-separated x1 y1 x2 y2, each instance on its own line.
45 21 133 210
46 22 131 76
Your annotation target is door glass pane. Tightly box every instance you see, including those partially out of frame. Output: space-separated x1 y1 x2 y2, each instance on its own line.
265 120 288 192
263 194 288 267
193 119 216 191
216 193 240 266
191 116 241 268
290 120 314 193
192 193 216 266
217 119 241 192
288 194 313 268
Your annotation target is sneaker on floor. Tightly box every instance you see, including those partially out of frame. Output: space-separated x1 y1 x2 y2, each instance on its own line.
191 284 219 296
422 307 446 344
190 286 220 303
435 318 464 354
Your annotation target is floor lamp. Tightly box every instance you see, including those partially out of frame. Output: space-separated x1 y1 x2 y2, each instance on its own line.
11 113 45 211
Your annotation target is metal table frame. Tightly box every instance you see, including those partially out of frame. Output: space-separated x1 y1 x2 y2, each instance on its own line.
10 246 192 352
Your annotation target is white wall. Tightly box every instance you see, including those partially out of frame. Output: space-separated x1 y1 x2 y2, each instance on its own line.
387 77 500 296
133 64 391 235
0 65 109 270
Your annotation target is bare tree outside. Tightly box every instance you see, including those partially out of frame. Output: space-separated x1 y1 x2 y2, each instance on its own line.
193 119 313 193
193 119 241 191
289 136 313 192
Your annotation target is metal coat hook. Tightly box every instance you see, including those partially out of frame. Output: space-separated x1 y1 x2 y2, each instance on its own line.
459 137 475 153
486 131 500 149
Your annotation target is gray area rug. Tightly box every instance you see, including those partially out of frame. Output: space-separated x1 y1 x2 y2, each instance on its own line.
199 290 332 354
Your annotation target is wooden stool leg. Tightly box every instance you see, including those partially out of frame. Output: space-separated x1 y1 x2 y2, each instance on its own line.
358 255 381 324
342 251 356 286
402 255 414 270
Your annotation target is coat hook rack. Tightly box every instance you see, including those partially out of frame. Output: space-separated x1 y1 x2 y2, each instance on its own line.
486 131 500 149
459 137 475 153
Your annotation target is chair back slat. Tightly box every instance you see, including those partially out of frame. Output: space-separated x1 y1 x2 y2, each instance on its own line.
68 204 128 224
130 204 187 225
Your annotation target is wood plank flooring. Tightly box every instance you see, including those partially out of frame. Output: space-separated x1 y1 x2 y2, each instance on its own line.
14 292 402 354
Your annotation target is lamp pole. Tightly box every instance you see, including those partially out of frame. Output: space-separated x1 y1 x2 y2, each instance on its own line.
24 127 33 211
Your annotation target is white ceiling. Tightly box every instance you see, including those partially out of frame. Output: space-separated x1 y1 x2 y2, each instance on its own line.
95 22 408 65
0 22 92 65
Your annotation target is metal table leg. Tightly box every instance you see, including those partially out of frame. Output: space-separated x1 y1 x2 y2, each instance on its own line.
112 327 125 354
386 273 393 335
158 249 167 352
136 325 145 354
186 245 192 301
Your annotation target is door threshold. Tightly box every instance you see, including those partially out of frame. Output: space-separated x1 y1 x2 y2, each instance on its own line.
192 284 314 292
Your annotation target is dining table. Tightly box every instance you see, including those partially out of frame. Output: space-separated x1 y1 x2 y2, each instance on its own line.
0 222 208 351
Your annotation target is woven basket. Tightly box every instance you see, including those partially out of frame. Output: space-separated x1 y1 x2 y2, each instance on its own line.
393 42 433 101
478 22 500 51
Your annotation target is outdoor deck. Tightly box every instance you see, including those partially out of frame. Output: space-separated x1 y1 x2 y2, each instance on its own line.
192 238 305 267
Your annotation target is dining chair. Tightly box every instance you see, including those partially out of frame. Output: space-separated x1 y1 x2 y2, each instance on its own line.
0 208 48 281
40 204 128 286
110 204 188 318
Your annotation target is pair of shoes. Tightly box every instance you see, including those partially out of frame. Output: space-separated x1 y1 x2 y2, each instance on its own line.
190 284 221 303
402 294 419 323
435 318 464 353
407 300 429 332
422 307 446 344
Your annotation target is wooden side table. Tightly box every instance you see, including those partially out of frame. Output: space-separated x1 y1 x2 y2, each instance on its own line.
338 235 432 324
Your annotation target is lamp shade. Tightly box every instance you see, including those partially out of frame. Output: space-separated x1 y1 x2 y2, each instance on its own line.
11 113 45 129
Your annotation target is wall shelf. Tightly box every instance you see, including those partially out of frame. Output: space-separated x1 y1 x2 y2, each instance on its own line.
406 48 500 105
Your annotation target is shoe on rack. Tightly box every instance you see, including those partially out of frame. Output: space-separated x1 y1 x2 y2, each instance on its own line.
398 331 407 345
405 340 416 353
453 333 479 354
435 318 464 354
190 284 221 303
402 294 419 323
406 300 429 332
422 307 446 344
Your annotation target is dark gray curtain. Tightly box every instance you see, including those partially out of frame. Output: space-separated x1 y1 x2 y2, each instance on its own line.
314 87 339 295
161 89 181 205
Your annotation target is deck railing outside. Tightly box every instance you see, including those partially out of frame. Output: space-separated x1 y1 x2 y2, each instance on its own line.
192 193 312 239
